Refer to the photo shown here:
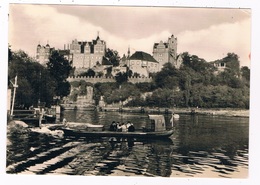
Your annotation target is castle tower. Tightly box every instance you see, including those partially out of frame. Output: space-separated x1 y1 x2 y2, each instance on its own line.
153 34 179 70
168 34 177 64
36 41 52 66
36 43 41 54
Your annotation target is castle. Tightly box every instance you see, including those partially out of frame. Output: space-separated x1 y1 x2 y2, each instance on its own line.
69 34 106 69
128 51 159 77
153 34 182 70
36 34 182 75
36 42 53 65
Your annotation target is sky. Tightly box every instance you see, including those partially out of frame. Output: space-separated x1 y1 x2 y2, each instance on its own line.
8 3 251 67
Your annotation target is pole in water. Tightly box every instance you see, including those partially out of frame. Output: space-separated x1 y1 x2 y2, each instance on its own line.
39 108 44 128
10 75 18 116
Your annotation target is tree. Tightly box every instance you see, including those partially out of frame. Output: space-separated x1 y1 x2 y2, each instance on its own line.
79 68 96 77
135 82 156 93
105 66 113 77
105 48 120 66
47 50 72 99
222 53 241 77
115 72 128 84
8 49 56 107
154 62 179 89
126 68 133 77
86 69 96 77
241 66 250 82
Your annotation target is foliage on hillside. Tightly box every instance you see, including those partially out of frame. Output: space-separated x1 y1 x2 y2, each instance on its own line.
68 52 250 109
8 47 250 109
8 48 72 108
125 52 250 109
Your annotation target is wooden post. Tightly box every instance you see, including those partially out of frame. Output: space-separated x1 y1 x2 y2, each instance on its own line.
11 75 18 116
39 108 44 128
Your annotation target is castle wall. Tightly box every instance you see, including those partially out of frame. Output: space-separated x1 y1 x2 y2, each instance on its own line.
67 76 153 84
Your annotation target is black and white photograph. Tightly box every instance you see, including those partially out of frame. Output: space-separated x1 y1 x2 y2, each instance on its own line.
1 0 260 185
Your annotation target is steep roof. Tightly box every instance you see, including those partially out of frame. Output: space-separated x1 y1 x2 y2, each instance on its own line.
129 51 158 63
102 57 113 66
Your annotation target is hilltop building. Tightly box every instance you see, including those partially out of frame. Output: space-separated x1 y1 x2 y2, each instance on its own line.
210 60 227 74
153 34 182 70
69 34 106 69
128 51 159 77
36 42 54 66
35 34 182 78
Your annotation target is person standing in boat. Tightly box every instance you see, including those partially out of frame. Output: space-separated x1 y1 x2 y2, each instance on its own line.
62 118 67 126
170 114 174 127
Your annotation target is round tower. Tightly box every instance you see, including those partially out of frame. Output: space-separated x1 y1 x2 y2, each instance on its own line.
37 43 41 53
45 41 50 53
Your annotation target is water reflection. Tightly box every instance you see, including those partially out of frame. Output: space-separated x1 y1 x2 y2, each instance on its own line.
6 111 249 178
171 114 248 177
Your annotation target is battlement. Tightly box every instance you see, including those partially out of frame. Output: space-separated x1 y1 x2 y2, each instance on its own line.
67 76 153 84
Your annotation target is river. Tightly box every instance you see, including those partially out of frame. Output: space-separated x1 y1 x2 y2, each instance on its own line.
6 110 249 178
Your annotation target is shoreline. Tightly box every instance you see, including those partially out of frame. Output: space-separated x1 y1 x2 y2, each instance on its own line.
172 108 249 118
95 106 250 118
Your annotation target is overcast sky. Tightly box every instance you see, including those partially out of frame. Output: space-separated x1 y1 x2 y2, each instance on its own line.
8 4 251 67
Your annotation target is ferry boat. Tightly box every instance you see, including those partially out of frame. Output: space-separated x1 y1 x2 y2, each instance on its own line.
44 107 57 123
60 103 77 110
61 114 174 139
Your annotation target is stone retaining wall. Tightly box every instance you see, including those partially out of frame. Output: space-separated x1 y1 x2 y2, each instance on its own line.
67 76 153 84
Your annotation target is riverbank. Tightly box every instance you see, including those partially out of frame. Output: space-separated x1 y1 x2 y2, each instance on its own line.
99 106 249 118
172 108 249 118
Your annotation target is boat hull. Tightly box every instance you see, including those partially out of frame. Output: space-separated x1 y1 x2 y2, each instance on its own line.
15 117 46 127
60 104 77 110
44 115 56 123
61 128 174 139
